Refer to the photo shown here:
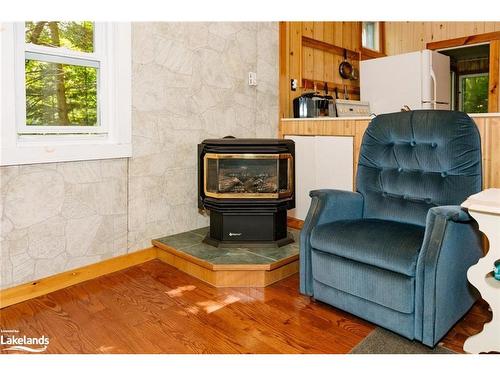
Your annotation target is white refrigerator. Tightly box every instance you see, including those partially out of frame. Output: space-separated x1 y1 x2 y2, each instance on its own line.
360 50 451 114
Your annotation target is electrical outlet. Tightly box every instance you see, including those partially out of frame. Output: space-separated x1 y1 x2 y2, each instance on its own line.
248 72 257 86
291 79 298 91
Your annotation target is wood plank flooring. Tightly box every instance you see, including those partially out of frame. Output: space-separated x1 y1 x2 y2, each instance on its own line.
440 299 492 353
0 260 491 354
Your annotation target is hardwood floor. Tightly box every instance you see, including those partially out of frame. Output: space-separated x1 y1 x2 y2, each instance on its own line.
0 260 373 354
0 260 491 354
440 299 492 353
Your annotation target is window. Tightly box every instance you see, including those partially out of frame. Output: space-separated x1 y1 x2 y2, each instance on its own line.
438 43 490 112
362 22 380 52
459 73 489 113
22 22 101 132
1 22 131 166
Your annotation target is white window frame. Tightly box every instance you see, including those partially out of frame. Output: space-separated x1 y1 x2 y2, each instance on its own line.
1 22 131 166
362 22 380 52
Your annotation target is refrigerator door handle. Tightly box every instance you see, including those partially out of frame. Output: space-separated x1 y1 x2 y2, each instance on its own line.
430 68 437 110
422 100 449 104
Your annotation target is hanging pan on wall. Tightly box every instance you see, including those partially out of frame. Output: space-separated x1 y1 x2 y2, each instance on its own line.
339 49 353 80
350 66 359 81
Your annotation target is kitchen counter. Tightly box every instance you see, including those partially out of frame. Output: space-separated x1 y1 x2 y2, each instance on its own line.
467 112 500 118
280 116 372 121
281 112 500 121
279 115 500 190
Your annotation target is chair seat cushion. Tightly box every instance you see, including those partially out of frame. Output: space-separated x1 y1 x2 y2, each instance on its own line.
310 219 425 276
311 251 415 313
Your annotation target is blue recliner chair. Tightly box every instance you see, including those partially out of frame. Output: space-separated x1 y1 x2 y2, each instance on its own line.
300 110 484 347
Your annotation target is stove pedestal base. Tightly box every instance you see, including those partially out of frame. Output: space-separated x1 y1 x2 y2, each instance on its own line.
202 234 294 248
206 207 293 248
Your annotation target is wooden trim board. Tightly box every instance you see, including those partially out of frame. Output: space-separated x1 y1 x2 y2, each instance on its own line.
0 247 158 309
426 31 500 51
152 239 298 272
488 40 500 113
279 21 290 120
155 246 299 288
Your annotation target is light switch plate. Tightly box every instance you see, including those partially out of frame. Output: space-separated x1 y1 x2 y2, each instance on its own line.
248 72 257 86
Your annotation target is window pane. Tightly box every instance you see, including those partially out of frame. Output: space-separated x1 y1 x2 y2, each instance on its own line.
25 21 94 53
25 59 98 126
363 22 375 49
362 22 378 51
462 75 489 113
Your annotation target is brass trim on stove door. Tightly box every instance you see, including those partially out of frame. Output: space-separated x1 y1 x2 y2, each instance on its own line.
204 153 292 160
203 153 294 199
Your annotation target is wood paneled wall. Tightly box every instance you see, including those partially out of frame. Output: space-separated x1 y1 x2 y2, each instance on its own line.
280 22 500 119
473 116 500 189
456 58 489 75
280 22 362 119
385 22 500 55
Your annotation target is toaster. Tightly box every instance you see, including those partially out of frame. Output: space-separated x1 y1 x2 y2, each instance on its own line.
293 93 336 118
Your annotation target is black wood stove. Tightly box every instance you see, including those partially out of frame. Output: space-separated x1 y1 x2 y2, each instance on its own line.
198 138 295 247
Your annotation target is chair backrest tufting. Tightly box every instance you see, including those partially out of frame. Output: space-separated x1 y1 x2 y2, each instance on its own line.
356 110 482 226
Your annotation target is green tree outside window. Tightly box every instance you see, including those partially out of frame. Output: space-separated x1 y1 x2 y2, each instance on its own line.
24 21 97 126
460 74 489 114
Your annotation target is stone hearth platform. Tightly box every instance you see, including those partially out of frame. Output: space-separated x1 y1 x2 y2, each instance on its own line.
152 227 299 287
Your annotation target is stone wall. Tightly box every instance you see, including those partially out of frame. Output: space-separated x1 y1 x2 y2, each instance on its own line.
0 160 128 288
0 22 279 289
128 22 279 251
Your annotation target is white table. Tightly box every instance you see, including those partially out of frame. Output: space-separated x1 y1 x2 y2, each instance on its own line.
462 188 500 354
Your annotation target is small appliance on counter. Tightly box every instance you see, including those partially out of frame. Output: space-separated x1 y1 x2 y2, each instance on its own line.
335 99 371 117
293 92 336 118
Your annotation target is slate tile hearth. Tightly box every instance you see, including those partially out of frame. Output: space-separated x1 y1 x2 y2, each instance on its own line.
155 227 300 265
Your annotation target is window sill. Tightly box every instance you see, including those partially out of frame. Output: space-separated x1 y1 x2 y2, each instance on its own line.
0 140 131 166
361 47 386 60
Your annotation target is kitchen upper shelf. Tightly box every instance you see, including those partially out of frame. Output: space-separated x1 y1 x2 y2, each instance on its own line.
302 36 360 60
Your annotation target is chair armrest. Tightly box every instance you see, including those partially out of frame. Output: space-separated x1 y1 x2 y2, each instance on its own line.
307 189 365 225
414 205 483 346
299 189 364 295
427 205 471 223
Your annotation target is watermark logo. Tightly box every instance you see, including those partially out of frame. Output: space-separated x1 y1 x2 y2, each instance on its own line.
1 329 49 353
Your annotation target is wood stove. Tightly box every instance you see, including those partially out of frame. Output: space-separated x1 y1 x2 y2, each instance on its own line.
198 138 295 247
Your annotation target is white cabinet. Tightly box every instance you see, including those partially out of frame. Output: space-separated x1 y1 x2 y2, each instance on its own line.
286 135 354 220
286 136 316 221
